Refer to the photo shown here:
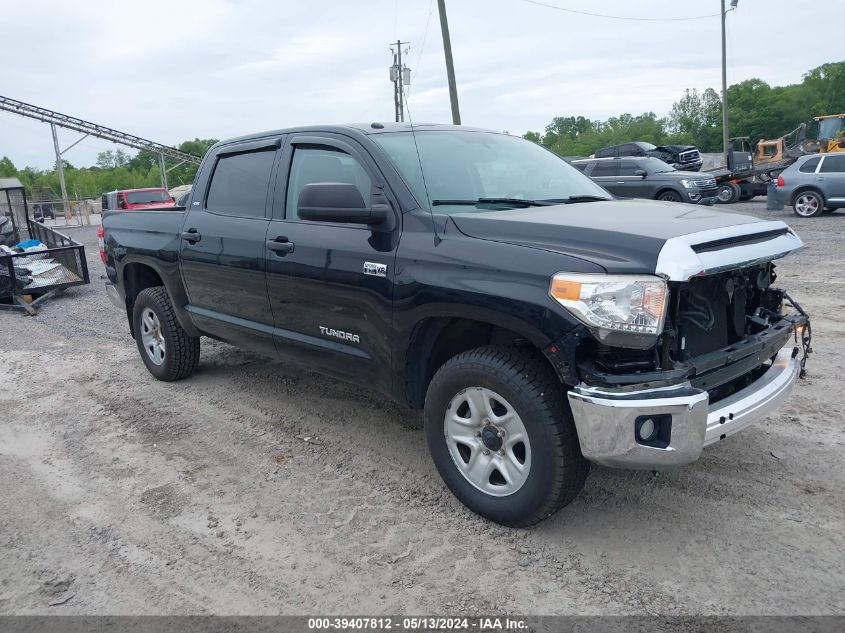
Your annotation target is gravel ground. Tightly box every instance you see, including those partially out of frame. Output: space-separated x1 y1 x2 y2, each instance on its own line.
0 199 843 615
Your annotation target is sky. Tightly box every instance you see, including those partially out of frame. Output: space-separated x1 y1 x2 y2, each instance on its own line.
0 0 840 169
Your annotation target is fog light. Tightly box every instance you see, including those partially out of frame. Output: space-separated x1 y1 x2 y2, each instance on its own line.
636 417 658 442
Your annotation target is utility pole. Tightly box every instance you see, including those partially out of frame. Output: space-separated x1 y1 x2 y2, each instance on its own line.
158 153 168 191
721 0 738 166
389 41 411 122
50 123 70 220
437 0 461 125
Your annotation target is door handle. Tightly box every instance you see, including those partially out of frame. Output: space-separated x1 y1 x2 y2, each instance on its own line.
267 237 295 255
180 229 201 243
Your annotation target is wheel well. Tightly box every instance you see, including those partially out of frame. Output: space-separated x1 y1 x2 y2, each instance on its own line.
790 186 824 205
122 263 164 336
655 188 681 200
403 317 546 409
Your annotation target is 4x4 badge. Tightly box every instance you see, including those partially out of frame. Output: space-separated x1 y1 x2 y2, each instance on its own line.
363 262 387 277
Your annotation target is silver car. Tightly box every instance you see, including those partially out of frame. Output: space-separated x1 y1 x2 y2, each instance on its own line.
776 153 845 217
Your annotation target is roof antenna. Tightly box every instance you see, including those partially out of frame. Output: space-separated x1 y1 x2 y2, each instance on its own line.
402 84 441 245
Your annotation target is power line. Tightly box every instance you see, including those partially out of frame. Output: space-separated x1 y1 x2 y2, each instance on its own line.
519 0 719 22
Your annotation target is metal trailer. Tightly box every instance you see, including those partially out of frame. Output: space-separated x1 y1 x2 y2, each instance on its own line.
0 179 89 315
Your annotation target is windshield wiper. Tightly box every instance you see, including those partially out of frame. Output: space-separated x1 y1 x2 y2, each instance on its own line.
557 195 611 204
431 197 556 207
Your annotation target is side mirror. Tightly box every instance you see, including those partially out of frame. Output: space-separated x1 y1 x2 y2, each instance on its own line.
297 183 388 226
634 169 647 178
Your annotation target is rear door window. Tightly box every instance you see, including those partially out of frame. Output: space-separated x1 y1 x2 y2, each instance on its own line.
819 155 845 173
591 161 619 177
206 149 276 217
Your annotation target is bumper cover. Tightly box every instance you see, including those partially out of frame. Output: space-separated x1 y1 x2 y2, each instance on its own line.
567 343 801 468
105 282 124 309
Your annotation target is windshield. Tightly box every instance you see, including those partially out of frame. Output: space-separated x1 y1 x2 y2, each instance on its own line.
125 190 170 204
640 157 675 173
637 142 657 151
372 130 611 213
818 117 845 141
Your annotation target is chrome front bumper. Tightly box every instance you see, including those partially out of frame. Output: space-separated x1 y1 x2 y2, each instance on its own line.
567 344 802 469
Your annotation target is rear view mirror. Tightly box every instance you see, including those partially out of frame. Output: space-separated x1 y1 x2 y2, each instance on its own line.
297 183 388 226
634 169 647 178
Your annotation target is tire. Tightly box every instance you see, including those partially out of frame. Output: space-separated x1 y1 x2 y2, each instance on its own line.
656 190 682 203
792 190 824 218
716 182 741 204
424 346 588 527
132 286 200 381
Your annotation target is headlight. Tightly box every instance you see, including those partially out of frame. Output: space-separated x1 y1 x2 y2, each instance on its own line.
550 273 668 345
679 179 697 188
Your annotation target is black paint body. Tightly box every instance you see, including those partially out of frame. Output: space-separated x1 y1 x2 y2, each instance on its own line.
102 124 769 406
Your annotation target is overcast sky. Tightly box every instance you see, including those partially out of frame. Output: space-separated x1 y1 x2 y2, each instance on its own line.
0 0 839 169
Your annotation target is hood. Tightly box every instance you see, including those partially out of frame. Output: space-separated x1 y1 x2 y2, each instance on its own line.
656 144 696 153
448 199 788 276
669 170 712 179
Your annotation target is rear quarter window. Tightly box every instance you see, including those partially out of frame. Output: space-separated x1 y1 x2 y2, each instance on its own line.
799 157 821 173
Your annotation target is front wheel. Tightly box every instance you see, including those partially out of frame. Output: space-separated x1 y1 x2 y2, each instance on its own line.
717 182 741 204
133 286 200 381
657 190 682 203
424 346 588 526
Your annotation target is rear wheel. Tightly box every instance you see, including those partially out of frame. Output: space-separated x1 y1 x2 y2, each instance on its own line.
717 182 741 204
133 286 200 381
656 190 682 203
424 346 588 527
793 191 824 218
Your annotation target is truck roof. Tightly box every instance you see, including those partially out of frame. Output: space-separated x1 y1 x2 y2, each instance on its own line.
216 123 496 147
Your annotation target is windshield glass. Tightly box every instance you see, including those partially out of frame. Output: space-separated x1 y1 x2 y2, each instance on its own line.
125 190 170 204
372 131 611 213
641 157 675 173
818 117 844 141
637 142 657 151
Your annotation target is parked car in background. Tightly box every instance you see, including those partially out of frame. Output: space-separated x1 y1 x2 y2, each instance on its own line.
775 153 845 217
572 156 718 204
595 141 703 172
31 203 55 222
101 188 175 212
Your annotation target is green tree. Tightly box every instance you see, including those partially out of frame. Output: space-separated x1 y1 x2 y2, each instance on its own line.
0 156 17 177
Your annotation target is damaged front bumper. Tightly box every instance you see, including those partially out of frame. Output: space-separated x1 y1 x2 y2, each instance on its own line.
567 328 808 469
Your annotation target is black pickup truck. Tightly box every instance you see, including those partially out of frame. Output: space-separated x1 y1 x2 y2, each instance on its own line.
103 123 810 526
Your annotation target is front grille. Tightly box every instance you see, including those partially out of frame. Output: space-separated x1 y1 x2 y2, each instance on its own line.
679 149 701 163
689 177 716 188
673 264 774 359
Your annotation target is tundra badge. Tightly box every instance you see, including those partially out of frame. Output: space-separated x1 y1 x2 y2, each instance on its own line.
319 326 360 344
363 262 387 277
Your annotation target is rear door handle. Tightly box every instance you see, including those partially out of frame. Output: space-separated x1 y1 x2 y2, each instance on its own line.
180 229 201 243
267 236 295 255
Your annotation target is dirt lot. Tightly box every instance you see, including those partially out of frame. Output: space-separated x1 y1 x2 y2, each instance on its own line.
1 200 843 615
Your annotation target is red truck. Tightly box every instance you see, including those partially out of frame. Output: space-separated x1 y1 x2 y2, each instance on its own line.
101 188 175 212
98 188 176 261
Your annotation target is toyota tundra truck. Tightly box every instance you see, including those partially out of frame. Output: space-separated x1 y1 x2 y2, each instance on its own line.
102 124 811 526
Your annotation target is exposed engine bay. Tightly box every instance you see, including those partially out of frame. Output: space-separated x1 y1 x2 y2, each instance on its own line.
573 262 812 399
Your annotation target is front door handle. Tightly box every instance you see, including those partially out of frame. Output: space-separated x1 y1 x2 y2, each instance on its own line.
180 229 201 243
267 236 295 255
